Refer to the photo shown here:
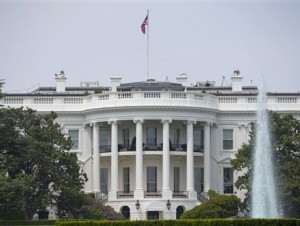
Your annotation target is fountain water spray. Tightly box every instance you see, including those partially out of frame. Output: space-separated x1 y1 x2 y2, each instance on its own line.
251 80 278 218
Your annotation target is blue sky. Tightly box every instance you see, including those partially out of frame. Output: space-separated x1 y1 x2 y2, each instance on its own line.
0 0 300 93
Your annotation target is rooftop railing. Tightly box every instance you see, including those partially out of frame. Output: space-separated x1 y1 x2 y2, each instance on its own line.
1 91 299 112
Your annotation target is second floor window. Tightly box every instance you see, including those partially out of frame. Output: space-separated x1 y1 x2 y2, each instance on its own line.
69 129 79 150
223 168 234 194
123 167 130 193
100 168 108 194
223 129 233 150
147 166 157 193
194 167 204 194
174 167 180 193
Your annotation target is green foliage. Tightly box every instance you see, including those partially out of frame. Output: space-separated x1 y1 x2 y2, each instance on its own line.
55 219 300 226
78 194 124 220
94 88 102 94
0 107 87 219
180 193 240 219
0 220 56 225
0 80 3 99
207 190 218 199
231 112 300 217
0 170 26 220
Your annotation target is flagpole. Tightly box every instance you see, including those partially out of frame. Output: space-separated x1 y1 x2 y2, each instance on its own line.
147 9 149 80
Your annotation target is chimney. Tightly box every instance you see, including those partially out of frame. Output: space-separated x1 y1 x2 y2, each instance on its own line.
176 73 188 86
111 77 122 92
55 71 67 92
231 70 243 92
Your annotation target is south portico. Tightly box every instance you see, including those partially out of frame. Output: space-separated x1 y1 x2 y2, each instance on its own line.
86 117 214 204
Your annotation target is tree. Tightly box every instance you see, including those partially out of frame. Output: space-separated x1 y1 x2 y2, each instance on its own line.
0 107 87 219
0 79 3 99
180 192 240 219
0 170 26 220
231 112 300 217
78 194 124 220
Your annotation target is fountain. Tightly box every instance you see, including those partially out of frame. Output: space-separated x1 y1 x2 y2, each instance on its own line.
251 80 279 218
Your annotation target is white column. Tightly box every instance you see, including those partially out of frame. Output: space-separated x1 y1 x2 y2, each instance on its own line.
109 120 118 199
134 119 144 199
204 122 211 193
162 119 172 199
92 122 100 193
186 120 197 199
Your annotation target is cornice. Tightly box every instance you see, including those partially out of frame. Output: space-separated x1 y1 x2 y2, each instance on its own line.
83 105 220 115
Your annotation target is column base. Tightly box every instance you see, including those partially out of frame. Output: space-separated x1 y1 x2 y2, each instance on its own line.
134 189 145 199
108 190 118 200
162 189 173 199
186 190 197 199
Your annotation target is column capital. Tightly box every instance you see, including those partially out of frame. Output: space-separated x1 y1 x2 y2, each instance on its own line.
90 122 99 127
161 119 172 124
186 120 197 125
133 119 144 124
84 123 92 128
204 121 214 127
108 120 118 125
238 123 249 128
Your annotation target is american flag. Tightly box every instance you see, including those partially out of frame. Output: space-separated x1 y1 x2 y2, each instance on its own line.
141 14 148 34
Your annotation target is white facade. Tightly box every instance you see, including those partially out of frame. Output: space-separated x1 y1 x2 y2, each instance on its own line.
2 72 300 220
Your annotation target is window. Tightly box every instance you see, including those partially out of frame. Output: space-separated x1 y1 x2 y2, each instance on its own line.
123 167 130 193
174 167 180 192
223 129 233 150
223 168 234 194
69 130 79 150
146 128 157 147
147 211 159 220
121 206 130 220
100 128 109 152
174 129 180 149
100 168 108 194
176 206 184 219
194 128 204 152
123 129 130 149
194 168 204 194
147 166 157 192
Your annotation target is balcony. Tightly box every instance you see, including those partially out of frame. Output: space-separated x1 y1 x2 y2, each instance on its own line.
118 191 134 199
100 144 204 153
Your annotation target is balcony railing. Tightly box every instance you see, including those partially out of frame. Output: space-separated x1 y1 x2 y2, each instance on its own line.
145 191 162 198
100 145 111 153
117 191 134 198
100 144 204 153
173 191 188 198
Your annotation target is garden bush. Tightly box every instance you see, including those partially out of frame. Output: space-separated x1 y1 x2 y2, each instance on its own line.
180 194 240 219
55 219 300 226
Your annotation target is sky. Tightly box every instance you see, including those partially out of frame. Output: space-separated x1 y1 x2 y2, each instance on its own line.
0 0 300 93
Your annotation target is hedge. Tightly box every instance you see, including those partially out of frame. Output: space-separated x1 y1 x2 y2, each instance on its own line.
0 220 56 225
55 219 300 226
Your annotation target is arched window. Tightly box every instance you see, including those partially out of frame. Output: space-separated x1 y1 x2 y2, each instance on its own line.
176 206 185 219
121 206 130 220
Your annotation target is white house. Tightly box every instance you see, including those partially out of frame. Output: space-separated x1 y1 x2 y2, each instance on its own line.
1 71 300 220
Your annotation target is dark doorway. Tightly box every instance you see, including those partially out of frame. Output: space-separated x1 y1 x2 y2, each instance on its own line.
147 211 159 220
176 206 184 219
121 206 130 220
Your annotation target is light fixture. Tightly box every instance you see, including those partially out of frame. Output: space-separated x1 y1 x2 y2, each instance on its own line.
166 199 171 210
135 200 140 210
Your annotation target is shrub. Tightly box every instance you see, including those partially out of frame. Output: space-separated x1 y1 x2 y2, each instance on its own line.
180 193 240 219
